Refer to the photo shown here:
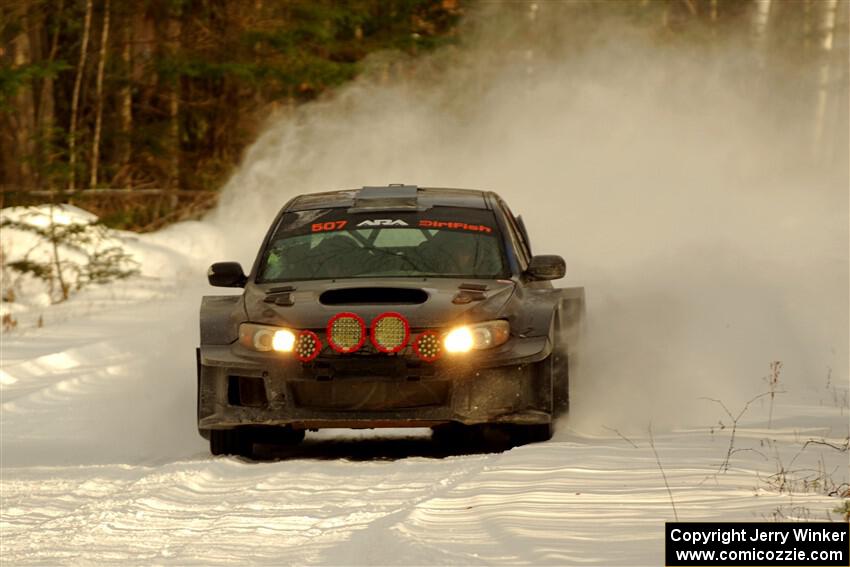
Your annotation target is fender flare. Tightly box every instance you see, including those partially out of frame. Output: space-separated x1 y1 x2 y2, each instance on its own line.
200 295 246 345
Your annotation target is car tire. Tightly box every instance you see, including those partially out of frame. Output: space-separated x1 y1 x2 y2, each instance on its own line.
279 427 306 445
210 428 253 458
515 422 554 444
252 426 305 446
432 423 476 446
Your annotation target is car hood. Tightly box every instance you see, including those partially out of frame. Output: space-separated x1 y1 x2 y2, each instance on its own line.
244 278 516 330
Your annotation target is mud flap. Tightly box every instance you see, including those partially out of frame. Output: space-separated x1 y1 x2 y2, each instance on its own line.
196 347 211 440
559 287 586 357
554 287 586 416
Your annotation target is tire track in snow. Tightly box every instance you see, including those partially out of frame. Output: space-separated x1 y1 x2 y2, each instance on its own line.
310 453 496 565
387 435 848 565
2 411 846 565
0 454 495 564
1 287 206 468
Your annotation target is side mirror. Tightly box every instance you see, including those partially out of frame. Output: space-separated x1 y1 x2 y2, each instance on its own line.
208 262 247 287
526 255 566 281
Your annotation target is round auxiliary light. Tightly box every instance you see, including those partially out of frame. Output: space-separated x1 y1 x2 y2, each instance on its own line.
370 312 410 354
296 330 322 362
326 312 366 353
413 331 442 362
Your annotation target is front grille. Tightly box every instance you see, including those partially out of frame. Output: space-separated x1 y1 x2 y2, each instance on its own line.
308 357 435 380
291 381 449 410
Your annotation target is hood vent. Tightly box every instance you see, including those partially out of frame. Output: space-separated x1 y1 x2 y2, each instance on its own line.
320 287 428 306
453 282 488 304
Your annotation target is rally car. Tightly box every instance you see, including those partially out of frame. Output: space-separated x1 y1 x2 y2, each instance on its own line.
197 185 585 456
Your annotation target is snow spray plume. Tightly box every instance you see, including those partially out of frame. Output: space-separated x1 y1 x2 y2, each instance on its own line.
208 3 848 433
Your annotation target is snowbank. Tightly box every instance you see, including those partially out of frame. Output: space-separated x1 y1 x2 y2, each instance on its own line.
0 204 226 330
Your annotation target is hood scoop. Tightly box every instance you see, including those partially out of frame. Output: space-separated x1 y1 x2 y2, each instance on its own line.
320 287 428 306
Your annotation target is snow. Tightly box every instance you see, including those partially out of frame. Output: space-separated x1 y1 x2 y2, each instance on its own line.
0 225 847 563
1 23 848 562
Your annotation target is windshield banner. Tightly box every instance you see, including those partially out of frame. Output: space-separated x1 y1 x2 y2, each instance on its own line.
276 207 498 237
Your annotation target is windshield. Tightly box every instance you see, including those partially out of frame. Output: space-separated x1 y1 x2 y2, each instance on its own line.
257 206 508 282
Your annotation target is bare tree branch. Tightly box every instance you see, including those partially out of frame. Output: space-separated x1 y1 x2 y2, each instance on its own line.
602 426 639 448
649 424 678 522
702 392 772 472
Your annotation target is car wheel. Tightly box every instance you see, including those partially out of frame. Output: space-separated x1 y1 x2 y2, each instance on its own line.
432 423 472 446
433 424 516 451
259 426 305 446
239 427 305 459
515 422 554 444
210 428 253 458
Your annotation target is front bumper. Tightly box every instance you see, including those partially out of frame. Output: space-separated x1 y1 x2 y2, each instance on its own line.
197 335 554 432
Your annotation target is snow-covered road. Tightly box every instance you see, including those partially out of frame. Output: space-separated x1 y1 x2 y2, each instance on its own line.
2 13 848 561
1 282 846 565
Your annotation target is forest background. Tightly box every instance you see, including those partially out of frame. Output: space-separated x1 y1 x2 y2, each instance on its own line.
1 0 846 230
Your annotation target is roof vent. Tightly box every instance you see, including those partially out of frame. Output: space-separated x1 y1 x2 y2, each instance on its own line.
351 185 421 211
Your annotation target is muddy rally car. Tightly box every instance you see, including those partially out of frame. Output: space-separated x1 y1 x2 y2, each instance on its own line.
197 185 584 456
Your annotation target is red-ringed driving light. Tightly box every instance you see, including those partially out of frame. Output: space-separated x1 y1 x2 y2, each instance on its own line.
413 331 442 362
326 312 366 353
296 330 321 362
370 312 410 353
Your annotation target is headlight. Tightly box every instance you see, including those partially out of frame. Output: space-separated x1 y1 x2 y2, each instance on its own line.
239 323 296 353
443 320 510 353
444 327 474 353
